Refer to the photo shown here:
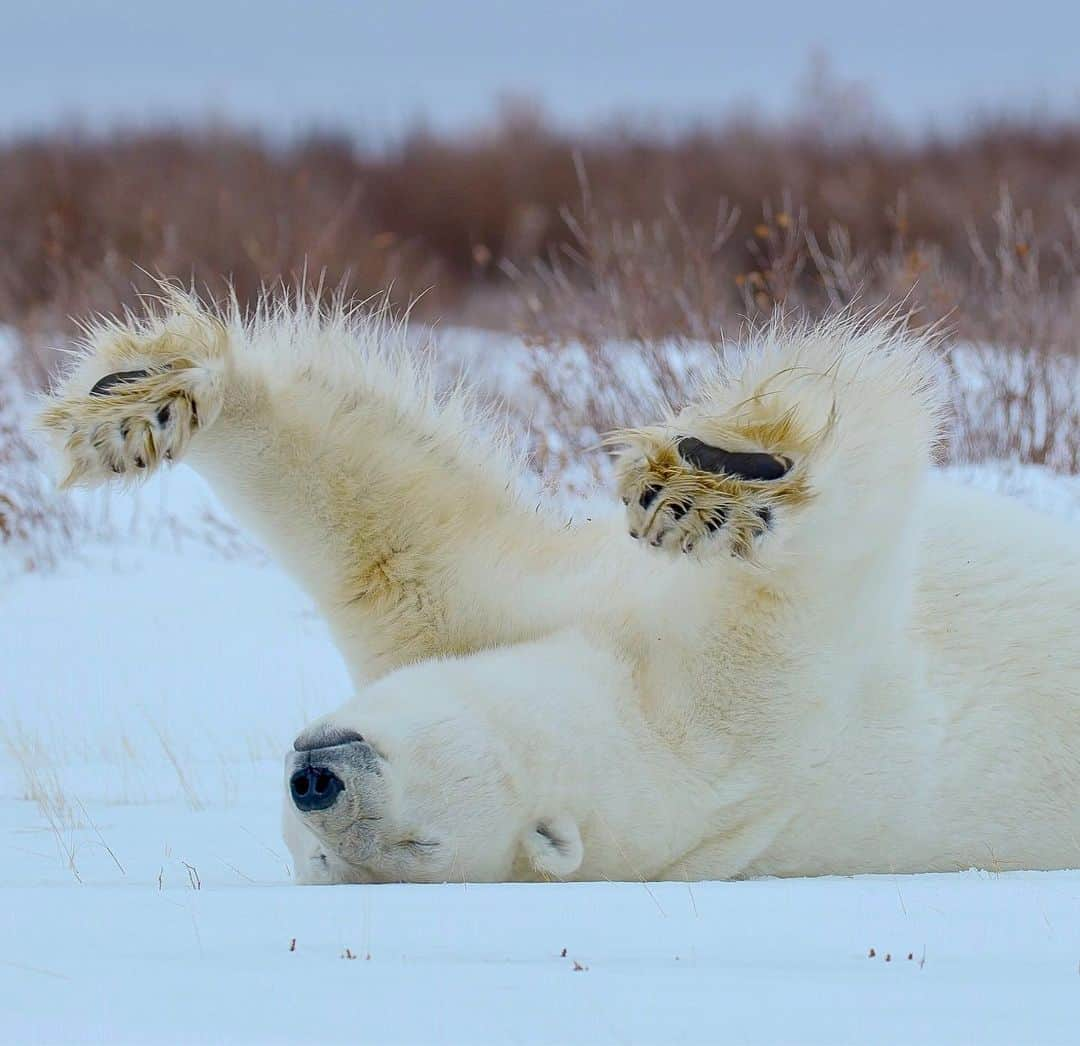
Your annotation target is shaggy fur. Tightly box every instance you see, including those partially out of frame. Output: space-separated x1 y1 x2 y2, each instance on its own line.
39 288 1080 883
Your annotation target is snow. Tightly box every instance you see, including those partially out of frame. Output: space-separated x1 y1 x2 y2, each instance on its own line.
7 838 1080 1044
3 328 1080 1043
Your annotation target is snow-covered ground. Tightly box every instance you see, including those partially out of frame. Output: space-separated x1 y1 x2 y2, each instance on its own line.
3 328 1080 1044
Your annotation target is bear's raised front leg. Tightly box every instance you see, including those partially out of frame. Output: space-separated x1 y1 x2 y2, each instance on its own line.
39 288 601 681
613 316 942 573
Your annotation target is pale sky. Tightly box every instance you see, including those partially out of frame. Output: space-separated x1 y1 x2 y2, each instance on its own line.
5 0 1079 138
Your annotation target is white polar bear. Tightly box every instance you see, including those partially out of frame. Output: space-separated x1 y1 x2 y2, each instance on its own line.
40 288 1080 883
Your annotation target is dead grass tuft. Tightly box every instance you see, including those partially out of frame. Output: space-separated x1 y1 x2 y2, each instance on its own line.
3 103 1080 553
512 184 1080 483
4 726 86 881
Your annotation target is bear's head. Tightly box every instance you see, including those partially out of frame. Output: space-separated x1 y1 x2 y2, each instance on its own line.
282 640 595 883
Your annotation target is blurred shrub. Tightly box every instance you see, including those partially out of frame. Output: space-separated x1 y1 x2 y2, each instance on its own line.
5 110 1080 345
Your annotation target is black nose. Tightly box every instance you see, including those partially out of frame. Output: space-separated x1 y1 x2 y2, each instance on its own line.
290 766 345 812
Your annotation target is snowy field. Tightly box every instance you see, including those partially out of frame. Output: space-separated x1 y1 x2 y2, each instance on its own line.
3 328 1080 1044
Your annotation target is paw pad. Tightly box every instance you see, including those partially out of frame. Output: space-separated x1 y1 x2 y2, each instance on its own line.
40 362 213 487
676 437 791 481
616 431 808 562
89 369 151 397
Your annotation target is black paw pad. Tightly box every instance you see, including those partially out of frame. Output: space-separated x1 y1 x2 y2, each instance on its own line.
90 369 150 397
677 437 791 481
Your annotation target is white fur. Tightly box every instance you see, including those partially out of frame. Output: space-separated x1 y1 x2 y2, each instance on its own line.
40 290 1080 882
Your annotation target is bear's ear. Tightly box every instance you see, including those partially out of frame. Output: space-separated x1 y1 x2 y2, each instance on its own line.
522 814 583 878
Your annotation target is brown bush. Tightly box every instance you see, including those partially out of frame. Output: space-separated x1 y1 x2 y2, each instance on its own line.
0 362 80 570
3 106 1080 565
6 109 1080 344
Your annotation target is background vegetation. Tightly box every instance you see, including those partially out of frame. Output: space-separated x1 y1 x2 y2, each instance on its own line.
4 92 1080 553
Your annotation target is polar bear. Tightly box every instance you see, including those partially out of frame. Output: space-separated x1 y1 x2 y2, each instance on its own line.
39 288 1080 883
